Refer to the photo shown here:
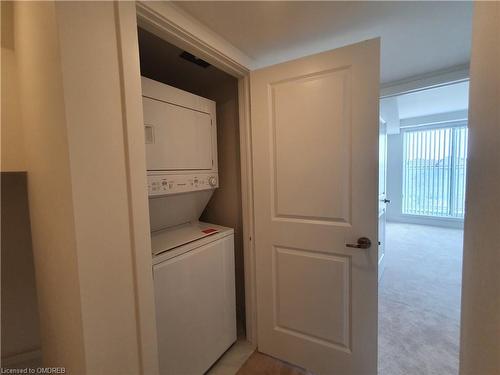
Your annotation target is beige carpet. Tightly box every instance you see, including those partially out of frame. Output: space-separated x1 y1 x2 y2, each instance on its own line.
379 223 463 375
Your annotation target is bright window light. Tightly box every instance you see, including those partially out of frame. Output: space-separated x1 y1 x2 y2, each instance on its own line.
402 125 468 218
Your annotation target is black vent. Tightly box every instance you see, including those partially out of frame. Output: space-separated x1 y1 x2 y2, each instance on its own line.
179 51 211 68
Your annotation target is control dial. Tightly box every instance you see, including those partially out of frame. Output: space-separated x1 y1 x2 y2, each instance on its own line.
208 176 217 187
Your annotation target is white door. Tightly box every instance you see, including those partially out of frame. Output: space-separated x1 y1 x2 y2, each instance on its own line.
378 118 388 281
251 39 380 375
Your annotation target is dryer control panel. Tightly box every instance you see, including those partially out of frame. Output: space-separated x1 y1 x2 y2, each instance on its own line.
148 173 218 197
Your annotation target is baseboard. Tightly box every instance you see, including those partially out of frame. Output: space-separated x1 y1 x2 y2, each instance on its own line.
1 348 42 368
386 216 464 229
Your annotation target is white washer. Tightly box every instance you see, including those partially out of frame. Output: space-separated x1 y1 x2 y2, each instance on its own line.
152 223 236 375
143 78 236 374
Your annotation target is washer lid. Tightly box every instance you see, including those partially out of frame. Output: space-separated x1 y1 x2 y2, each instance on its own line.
151 221 232 257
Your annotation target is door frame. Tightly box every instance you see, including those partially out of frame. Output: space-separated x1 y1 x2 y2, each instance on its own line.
377 68 470 369
136 1 259 343
117 5 259 371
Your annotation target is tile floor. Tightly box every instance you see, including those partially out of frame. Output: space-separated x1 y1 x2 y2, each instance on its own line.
207 340 255 375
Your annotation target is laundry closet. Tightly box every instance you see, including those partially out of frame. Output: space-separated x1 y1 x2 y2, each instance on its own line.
137 28 245 374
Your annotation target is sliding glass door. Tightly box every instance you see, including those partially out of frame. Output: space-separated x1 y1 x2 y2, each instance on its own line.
402 124 468 218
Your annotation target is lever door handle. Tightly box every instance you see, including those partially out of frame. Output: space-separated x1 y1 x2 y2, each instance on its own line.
382 199 391 203
346 237 372 249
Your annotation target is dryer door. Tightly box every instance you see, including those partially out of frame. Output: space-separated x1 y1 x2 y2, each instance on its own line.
144 97 214 171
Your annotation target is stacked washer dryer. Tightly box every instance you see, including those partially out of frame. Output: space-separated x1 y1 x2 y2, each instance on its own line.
142 77 236 375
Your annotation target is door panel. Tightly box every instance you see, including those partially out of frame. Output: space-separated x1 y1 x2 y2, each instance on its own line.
272 68 351 222
251 39 380 375
274 247 351 349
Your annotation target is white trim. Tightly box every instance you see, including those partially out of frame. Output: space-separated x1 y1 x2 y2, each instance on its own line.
238 75 257 344
380 64 469 98
388 216 464 229
115 3 160 374
1 349 42 367
400 110 468 129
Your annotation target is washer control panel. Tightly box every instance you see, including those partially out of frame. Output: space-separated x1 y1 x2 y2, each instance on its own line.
148 173 218 196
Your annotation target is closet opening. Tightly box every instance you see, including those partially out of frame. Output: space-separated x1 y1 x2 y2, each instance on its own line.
137 26 251 374
378 80 469 374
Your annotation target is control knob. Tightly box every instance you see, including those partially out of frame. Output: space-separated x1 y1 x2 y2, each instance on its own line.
208 176 217 187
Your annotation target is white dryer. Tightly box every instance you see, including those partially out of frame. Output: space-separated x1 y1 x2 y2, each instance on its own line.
142 77 236 374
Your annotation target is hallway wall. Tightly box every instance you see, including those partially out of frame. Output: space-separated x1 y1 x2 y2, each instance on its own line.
460 2 500 373
1 2 41 365
1 1 25 172
1 173 41 363
13 2 87 371
12 2 156 373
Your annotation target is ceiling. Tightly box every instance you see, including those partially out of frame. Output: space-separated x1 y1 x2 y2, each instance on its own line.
397 81 469 119
380 80 469 133
174 1 473 84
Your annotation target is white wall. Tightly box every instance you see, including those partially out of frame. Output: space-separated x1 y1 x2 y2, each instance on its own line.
1 1 25 172
55 3 142 373
14 2 87 370
200 79 245 334
1 173 41 362
386 133 403 221
13 2 157 373
459 2 500 374
1 1 41 364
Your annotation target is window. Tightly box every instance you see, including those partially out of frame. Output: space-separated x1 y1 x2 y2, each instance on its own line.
402 124 468 218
